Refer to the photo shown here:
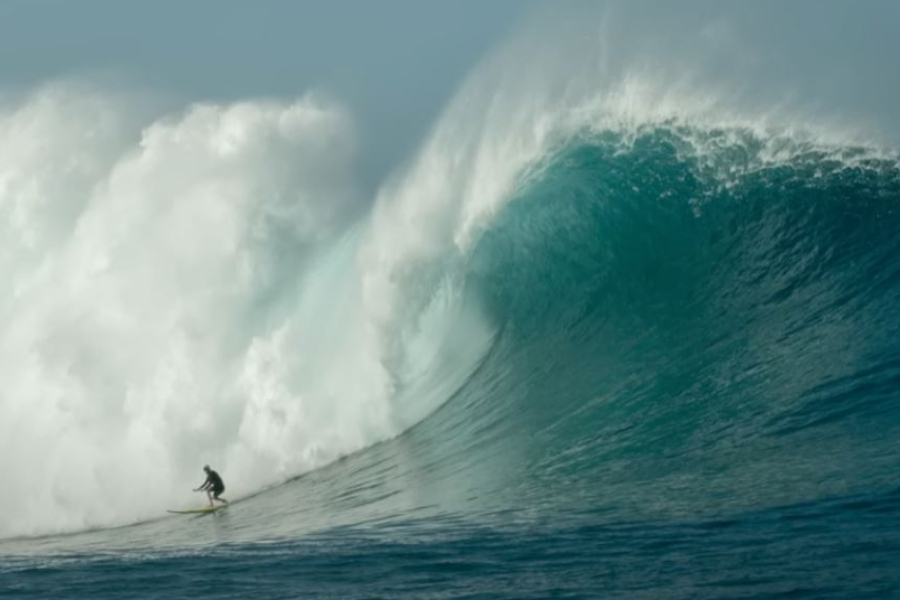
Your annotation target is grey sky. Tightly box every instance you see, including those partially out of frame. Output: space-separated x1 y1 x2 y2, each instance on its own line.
0 1 533 187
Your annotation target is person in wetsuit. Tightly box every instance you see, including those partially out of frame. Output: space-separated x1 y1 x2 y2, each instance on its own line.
194 465 228 506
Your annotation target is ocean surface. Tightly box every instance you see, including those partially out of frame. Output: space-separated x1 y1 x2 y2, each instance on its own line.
2 8 900 600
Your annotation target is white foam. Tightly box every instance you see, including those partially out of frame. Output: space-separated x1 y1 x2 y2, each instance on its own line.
0 81 500 539
0 84 369 537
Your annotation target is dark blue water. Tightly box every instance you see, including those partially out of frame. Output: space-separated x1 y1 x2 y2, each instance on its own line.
3 126 900 599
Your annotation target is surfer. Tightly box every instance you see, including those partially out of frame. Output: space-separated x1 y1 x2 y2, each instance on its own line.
194 465 229 507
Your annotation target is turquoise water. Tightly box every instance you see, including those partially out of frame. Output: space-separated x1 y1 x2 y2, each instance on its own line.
2 124 899 598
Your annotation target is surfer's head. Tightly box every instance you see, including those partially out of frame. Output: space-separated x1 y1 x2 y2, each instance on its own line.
203 465 210 472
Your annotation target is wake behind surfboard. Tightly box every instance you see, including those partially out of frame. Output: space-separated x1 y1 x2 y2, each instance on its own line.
167 505 228 514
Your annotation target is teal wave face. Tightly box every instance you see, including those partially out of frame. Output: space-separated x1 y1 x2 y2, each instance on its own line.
409 126 900 519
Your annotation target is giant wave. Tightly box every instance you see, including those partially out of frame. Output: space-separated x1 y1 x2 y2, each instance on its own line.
2 4 900 598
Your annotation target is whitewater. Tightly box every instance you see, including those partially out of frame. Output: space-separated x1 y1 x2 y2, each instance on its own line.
2 4 900 599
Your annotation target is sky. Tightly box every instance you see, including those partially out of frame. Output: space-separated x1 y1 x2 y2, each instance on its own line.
0 0 534 187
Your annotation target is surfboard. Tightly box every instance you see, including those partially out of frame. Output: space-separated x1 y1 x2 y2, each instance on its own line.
167 505 228 514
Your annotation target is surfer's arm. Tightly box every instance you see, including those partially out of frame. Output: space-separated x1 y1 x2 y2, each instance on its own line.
193 478 211 491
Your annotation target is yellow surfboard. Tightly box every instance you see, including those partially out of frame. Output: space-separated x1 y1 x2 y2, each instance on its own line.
167 505 227 514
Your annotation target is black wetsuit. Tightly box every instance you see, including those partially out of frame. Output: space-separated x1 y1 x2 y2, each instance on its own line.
204 470 225 495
